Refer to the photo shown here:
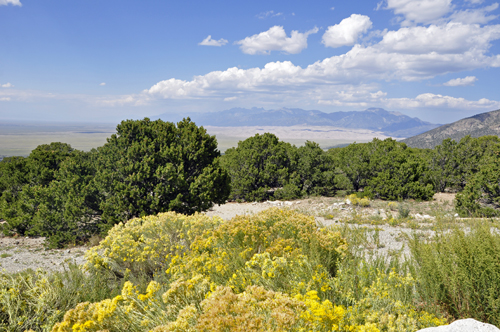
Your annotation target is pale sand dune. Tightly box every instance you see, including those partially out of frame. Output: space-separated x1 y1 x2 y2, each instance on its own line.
205 125 394 151
0 122 395 156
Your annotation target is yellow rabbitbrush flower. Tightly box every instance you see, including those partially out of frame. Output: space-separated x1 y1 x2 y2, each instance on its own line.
84 212 222 277
295 290 346 331
195 285 308 332
0 269 74 331
50 207 450 332
51 280 170 332
346 194 371 207
167 208 347 295
339 269 446 332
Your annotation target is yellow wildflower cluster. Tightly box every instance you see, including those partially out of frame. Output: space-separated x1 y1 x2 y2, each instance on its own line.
387 202 399 211
346 194 371 207
295 290 346 331
84 212 222 276
340 269 447 331
51 279 171 332
168 208 347 286
50 208 446 332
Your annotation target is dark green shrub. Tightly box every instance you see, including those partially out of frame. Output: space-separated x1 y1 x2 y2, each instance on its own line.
94 117 231 225
455 154 500 217
273 183 302 200
366 139 434 201
0 143 77 237
221 133 296 201
452 135 500 191
398 204 410 219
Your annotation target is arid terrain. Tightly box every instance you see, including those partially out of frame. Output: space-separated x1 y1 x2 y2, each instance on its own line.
206 125 392 151
0 121 393 157
0 193 463 274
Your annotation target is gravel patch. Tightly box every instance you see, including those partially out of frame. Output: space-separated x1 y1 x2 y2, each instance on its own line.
0 194 459 274
0 235 88 274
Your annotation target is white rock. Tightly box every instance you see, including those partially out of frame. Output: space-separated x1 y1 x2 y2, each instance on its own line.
417 318 500 332
423 214 432 219
285 201 293 206
454 213 459 217
415 213 423 219
295 201 301 204
345 199 351 205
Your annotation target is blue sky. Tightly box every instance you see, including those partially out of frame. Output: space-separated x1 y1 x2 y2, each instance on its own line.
1 0 499 124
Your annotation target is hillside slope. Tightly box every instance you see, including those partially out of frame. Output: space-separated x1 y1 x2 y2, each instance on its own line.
401 109 500 149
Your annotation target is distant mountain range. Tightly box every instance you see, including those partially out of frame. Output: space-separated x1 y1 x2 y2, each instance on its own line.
153 107 440 138
401 109 500 149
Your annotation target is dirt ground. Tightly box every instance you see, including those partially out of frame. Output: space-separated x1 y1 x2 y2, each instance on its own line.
0 193 459 274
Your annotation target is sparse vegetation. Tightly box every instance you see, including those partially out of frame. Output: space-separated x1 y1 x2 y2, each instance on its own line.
1 122 500 330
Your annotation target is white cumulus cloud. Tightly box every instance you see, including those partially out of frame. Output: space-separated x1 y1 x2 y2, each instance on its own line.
100 82 106 86
235 26 319 55
111 7 500 113
443 76 478 86
386 0 453 25
1 83 13 88
198 35 228 47
384 93 500 110
322 14 373 48
141 34 500 102
379 22 500 54
449 3 499 24
0 0 21 6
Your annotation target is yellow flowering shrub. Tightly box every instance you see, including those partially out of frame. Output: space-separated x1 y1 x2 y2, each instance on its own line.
295 290 346 331
51 279 170 332
340 269 446 331
226 252 333 297
168 208 347 287
84 212 222 276
50 208 448 332
161 274 211 320
387 202 398 211
196 285 307 331
346 194 371 207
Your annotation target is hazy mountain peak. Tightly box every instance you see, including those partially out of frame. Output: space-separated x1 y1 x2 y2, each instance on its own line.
153 107 440 138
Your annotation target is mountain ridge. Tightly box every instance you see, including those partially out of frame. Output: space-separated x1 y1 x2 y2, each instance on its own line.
401 109 500 149
153 107 440 138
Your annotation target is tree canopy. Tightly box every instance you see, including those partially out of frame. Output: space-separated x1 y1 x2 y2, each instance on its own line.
0 118 230 247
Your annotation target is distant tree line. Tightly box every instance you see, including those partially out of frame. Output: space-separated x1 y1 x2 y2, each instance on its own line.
1 118 499 247
221 133 500 217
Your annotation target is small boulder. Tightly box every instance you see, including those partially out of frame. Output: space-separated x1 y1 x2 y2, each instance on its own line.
417 319 500 332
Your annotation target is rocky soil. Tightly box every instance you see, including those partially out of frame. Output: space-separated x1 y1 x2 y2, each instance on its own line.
0 193 459 274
